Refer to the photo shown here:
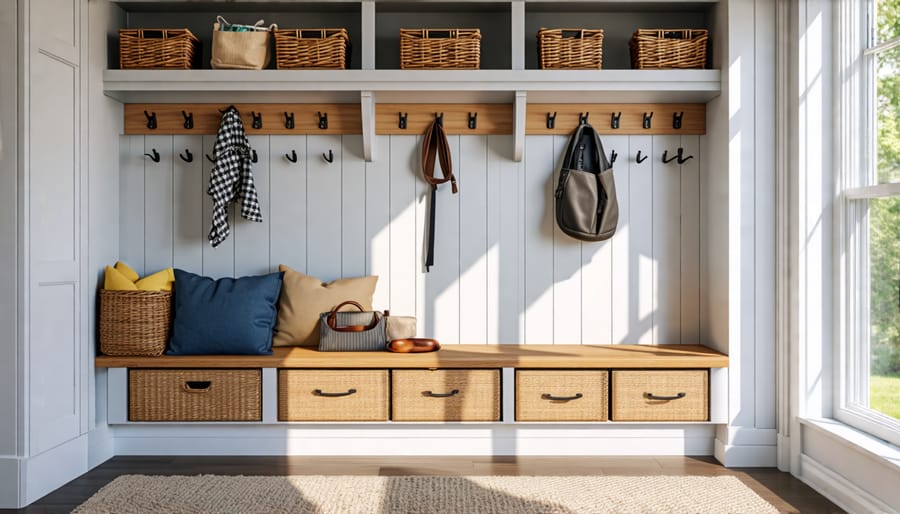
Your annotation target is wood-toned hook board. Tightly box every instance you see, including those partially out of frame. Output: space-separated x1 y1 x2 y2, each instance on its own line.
376 104 513 135
124 104 362 135
526 103 706 135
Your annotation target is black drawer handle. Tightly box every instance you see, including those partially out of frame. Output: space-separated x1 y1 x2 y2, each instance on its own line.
424 389 459 398
541 393 583 401
645 392 686 401
313 388 357 397
183 381 211 393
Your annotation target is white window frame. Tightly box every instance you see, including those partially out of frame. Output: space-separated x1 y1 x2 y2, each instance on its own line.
837 0 900 448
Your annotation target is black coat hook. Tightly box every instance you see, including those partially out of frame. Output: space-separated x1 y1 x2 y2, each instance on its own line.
284 112 295 130
579 112 589 124
179 149 193 163
144 110 157 130
662 148 680 164
182 110 194 130
673 111 684 130
636 150 648 164
250 149 258 163
611 112 621 129
677 149 694 164
435 112 443 127
285 149 298 163
318 111 328 129
323 149 334 163
546 112 557 129
398 112 408 129
468 112 477 129
251 111 262 130
610 150 618 165
643 112 653 129
206 153 215 164
144 148 160 163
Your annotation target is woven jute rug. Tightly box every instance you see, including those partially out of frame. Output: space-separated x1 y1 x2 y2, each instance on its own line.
73 474 778 514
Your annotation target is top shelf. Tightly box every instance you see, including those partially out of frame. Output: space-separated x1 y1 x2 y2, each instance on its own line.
103 69 721 103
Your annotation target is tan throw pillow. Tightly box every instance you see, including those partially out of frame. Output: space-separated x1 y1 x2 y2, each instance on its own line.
273 265 378 347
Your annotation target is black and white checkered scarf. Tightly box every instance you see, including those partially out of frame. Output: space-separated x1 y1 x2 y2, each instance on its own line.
207 107 262 247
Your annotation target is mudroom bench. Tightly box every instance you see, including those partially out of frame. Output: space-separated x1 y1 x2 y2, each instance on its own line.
96 345 728 425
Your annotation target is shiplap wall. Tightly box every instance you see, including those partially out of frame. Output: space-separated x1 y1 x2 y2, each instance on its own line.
119 133 701 345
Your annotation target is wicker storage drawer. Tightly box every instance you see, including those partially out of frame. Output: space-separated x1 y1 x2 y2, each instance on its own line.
516 370 608 421
611 370 708 421
129 369 261 422
278 369 389 421
392 369 500 421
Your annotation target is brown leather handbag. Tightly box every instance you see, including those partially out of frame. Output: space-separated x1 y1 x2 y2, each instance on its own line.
318 300 387 351
422 117 458 271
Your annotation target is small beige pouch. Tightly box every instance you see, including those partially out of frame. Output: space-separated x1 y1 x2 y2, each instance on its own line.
385 312 417 341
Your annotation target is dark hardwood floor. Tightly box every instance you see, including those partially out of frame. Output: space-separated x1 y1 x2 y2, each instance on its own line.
4 456 844 513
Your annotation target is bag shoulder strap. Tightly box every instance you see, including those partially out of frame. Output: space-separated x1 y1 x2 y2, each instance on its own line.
421 120 458 193
563 123 611 171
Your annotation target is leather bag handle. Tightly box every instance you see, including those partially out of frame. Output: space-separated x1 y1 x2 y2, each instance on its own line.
421 120 457 193
326 300 380 332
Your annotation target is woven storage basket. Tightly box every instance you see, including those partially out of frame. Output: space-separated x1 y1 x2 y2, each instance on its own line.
629 29 708 69
99 289 171 356
537 28 604 69
611 370 708 421
119 28 200 69
516 370 608 421
129 369 262 422
392 369 499 421
274 28 351 69
279 370 389 421
400 28 481 69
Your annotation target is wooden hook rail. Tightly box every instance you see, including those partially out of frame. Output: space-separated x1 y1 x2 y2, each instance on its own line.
375 104 513 135
525 103 706 135
124 104 361 135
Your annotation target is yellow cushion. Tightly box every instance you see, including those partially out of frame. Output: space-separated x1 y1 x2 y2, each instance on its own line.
114 261 140 282
135 268 175 292
104 265 138 291
272 265 378 347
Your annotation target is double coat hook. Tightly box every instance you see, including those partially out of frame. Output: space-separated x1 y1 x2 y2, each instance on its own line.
635 150 648 164
179 149 193 163
285 149 298 163
662 147 694 165
323 149 334 163
144 148 160 162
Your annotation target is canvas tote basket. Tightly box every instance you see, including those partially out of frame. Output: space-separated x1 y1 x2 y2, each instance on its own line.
211 17 276 70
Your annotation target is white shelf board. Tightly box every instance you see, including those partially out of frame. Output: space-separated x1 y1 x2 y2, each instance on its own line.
103 69 721 103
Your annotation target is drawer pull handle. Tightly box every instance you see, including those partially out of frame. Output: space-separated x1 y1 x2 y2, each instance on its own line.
313 388 357 397
541 393 583 401
645 392 686 401
424 389 460 398
183 381 212 393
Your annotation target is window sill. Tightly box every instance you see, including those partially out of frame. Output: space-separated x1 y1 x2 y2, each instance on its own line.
799 417 900 472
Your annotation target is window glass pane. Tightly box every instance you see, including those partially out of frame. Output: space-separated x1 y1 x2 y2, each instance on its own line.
875 0 899 45
869 196 900 421
876 44 900 183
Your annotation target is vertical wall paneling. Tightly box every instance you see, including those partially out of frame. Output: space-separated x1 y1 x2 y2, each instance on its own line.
458 136 489 344
553 135 584 344
628 136 654 344
419 135 461 343
523 136 555 343
269 135 307 273
601 135 629 345
143 135 173 273
389 136 418 316
653 135 683 344
680 135 701 343
341 136 367 279
486 136 523 344
307 135 343 281
365 136 391 310
120 137 146 275
201 134 234 278
172 135 203 273
233 136 270 277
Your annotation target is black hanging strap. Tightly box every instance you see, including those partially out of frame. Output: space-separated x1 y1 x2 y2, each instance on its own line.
421 119 457 272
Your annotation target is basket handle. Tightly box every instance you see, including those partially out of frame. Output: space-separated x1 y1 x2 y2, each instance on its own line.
326 300 381 332
136 29 167 39
183 381 212 393
424 29 456 39
560 29 586 39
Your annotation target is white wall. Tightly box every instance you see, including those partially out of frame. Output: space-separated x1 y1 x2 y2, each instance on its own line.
119 133 705 346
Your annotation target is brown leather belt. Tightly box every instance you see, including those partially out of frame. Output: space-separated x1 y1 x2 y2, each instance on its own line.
421 117 457 271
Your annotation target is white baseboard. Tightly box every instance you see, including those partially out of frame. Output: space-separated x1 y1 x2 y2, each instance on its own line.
799 454 897 514
22 435 89 507
776 433 791 472
112 424 717 457
714 438 777 467
0 456 22 509
88 426 114 468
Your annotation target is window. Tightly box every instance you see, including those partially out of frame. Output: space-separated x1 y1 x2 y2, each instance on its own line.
839 0 900 446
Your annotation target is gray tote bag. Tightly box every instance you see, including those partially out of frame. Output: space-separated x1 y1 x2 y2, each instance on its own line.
318 300 387 352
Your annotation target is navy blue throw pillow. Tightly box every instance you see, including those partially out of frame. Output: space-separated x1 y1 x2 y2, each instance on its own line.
167 269 284 355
